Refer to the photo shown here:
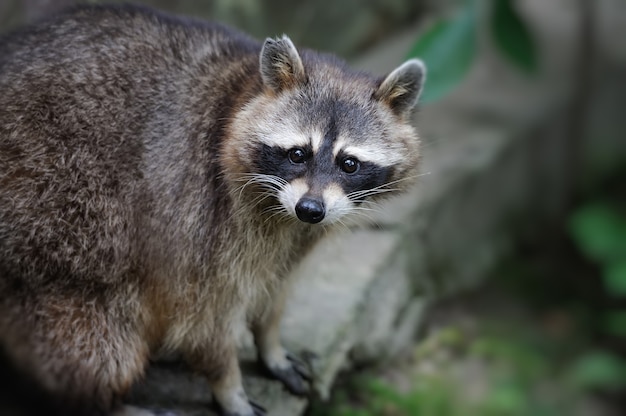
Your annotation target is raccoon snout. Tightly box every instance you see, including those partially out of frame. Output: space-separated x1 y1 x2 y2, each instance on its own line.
295 197 325 224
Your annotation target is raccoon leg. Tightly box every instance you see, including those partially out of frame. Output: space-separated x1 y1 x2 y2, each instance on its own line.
184 339 265 416
252 282 312 396
0 291 148 416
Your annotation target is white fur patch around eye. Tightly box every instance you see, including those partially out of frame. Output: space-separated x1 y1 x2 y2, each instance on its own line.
258 129 309 150
332 137 401 168
277 178 309 217
257 126 325 154
322 183 353 224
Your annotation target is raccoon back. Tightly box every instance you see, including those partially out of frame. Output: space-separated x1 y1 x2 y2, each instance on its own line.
0 5 261 286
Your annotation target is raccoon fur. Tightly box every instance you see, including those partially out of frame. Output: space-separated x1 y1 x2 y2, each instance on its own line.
0 4 425 416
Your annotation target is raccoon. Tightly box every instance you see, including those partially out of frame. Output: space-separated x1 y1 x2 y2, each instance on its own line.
0 4 425 416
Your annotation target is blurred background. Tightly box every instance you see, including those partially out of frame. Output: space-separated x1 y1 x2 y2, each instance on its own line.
0 0 425 59
1 1 625 415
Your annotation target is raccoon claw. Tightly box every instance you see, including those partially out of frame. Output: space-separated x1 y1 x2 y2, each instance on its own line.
261 351 315 396
286 352 313 382
250 400 267 416
266 363 309 396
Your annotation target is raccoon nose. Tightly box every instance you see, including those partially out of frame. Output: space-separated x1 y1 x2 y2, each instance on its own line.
295 198 325 224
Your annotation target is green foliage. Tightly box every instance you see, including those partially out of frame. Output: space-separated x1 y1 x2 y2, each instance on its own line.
604 310 626 337
569 200 626 340
469 335 546 381
566 199 626 390
406 2 477 103
490 0 537 73
408 0 538 103
604 262 626 297
569 201 626 264
311 325 604 416
480 381 528 416
311 371 458 416
567 350 626 390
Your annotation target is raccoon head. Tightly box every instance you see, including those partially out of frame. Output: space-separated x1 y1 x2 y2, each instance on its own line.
226 36 425 226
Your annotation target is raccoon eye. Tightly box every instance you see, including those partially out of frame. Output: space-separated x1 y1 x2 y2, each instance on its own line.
341 157 360 174
288 148 306 164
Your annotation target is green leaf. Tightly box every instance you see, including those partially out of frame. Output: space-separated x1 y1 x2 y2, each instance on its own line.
604 310 626 337
491 0 538 73
482 383 526 413
567 350 626 389
568 202 626 264
604 262 626 297
407 2 477 103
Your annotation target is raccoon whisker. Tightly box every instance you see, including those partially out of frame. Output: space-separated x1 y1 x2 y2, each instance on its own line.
233 173 288 187
379 173 430 188
232 174 287 195
224 206 255 225
344 206 380 214
344 176 419 200
247 189 280 205
346 188 400 200
346 190 400 203
358 199 384 207
224 193 278 224
263 209 293 225
261 205 291 222
344 210 380 228
336 200 387 226
416 137 441 150
342 212 372 230
338 206 379 221
248 193 276 208
345 172 430 200
327 205 375 227
336 222 352 234
397 171 431 181
333 201 380 213
230 179 285 222
232 179 263 200
237 187 278 207
235 173 289 184
347 187 393 197
261 205 286 215
320 222 341 238
357 200 387 214
231 174 293 225
325 217 352 234
232 175 287 204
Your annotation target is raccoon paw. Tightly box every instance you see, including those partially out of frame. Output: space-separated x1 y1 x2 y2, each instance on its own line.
260 351 314 396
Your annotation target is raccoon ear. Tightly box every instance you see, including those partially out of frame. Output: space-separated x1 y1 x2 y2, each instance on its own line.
374 59 426 118
260 35 306 92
